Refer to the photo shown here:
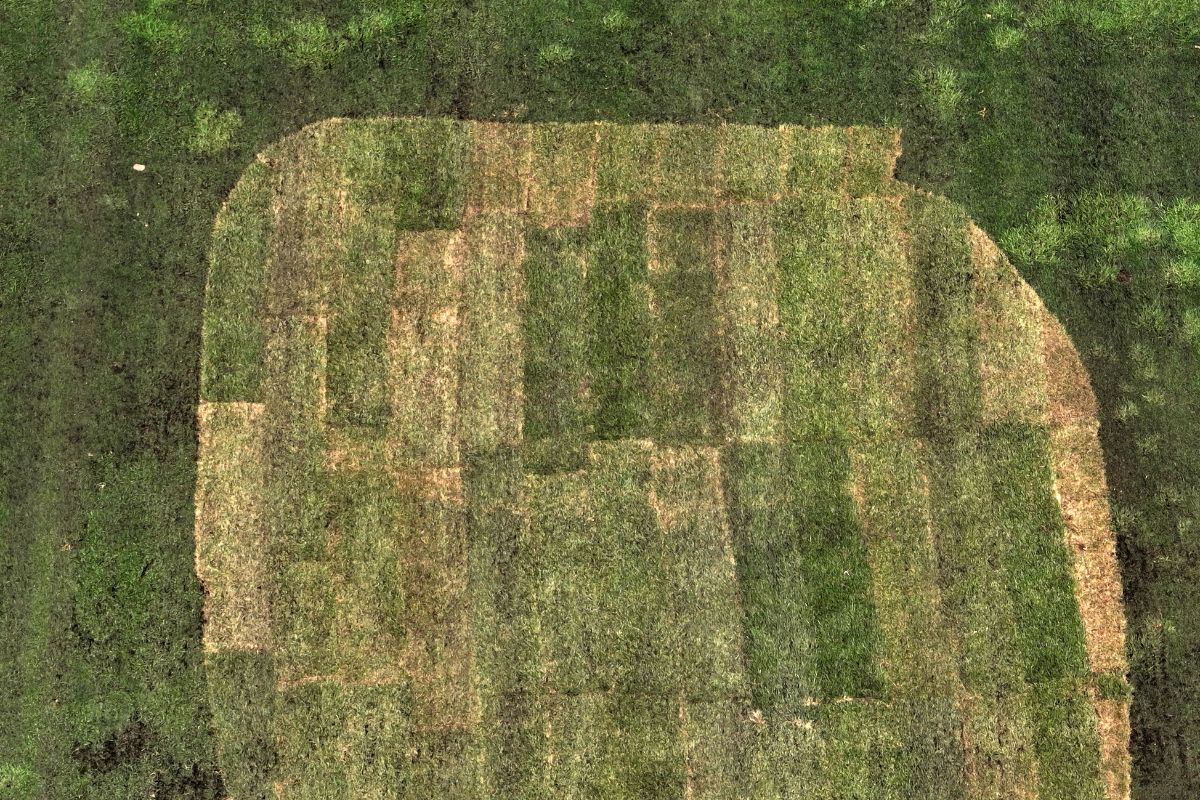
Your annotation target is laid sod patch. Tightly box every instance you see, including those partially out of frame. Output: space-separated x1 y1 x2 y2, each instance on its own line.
196 119 1127 798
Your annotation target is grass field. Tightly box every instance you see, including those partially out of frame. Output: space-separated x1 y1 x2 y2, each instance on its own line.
2 4 1199 799
192 119 1128 798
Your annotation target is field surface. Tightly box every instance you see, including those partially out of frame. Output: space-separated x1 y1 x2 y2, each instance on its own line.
194 119 1128 799
3 4 1199 799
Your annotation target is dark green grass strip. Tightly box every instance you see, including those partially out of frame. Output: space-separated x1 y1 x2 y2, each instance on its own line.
261 315 328 563
521 227 590 473
463 446 548 798
907 194 982 442
205 651 277 800
586 204 652 440
772 194 883 702
1029 679 1106 800
326 217 395 428
723 439 884 709
200 159 273 402
323 469 407 679
983 423 1091 683
345 118 469 231
787 439 884 700
721 441 815 712
648 208 725 444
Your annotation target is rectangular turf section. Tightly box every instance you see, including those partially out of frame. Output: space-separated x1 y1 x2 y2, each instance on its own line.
528 122 598 228
906 193 983 442
389 230 463 468
585 202 652 440
193 401 269 653
520 226 591 473
715 203 783 442
458 213 525 453
647 207 726 444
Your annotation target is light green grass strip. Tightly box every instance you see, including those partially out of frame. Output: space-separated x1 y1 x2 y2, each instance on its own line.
1029 678 1106 800
261 314 327 562
337 683 416 798
205 651 277 800
528 441 668 693
782 126 846 197
459 214 525 453
851 441 957 697
651 446 748 699
521 226 590 472
718 125 784 201
529 123 597 227
273 682 350 799
983 423 1091 683
194 402 269 652
273 561 336 684
716 203 783 442
683 701 754 799
586 203 652 440
843 197 916 440
648 207 725 444
595 123 659 204
773 194 849 439
391 231 462 467
844 127 901 197
201 158 273 402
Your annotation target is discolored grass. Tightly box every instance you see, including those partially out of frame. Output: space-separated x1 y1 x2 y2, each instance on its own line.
193 120 1127 800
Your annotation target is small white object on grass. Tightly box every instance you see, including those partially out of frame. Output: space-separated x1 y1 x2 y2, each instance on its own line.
132 163 146 172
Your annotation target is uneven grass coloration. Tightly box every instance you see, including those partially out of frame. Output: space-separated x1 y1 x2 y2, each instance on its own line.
195 119 1128 799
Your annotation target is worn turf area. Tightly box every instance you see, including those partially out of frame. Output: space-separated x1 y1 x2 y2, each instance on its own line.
192 120 1128 798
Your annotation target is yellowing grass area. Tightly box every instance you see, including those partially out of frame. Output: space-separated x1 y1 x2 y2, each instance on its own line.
195 119 1129 800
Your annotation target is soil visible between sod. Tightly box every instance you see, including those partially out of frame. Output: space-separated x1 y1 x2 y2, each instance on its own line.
196 119 1129 800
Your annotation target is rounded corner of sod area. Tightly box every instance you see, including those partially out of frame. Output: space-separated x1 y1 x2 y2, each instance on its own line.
195 118 1130 799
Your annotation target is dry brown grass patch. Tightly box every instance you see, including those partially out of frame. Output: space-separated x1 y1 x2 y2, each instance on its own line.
194 401 271 653
971 223 1049 426
465 121 532 216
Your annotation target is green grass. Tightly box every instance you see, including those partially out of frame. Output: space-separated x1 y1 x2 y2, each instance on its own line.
4 4 1196 796
184 119 1118 796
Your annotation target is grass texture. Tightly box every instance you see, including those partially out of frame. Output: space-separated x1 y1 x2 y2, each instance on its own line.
192 119 1128 799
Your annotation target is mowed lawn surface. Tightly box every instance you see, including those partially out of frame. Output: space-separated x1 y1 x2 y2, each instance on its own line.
196 119 1128 799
